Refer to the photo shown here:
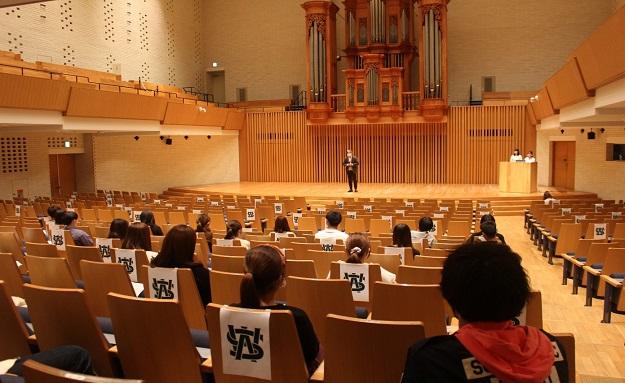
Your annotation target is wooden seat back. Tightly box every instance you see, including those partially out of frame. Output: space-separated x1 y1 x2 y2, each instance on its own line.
368 252 401 274
212 245 247 257
23 360 144 383
107 293 202 383
205 303 309 383
298 250 345 278
209 270 244 305
397 265 442 284
66 245 102 279
0 281 31 360
211 254 246 273
0 252 25 297
81 260 135 317
25 242 59 258
324 314 425 383
21 227 47 243
285 259 317 278
23 284 115 376
286 276 354 343
0 231 26 265
26 255 76 288
406 255 446 267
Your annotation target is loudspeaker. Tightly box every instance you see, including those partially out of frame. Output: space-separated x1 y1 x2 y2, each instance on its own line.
165 138 173 145
587 131 596 140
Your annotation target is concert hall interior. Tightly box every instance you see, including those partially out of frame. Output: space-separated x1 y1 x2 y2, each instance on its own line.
0 0 625 382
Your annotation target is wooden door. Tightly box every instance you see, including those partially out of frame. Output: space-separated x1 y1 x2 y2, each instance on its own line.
49 154 76 197
552 141 575 190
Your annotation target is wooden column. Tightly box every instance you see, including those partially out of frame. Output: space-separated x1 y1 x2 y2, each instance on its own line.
302 1 339 124
417 0 449 121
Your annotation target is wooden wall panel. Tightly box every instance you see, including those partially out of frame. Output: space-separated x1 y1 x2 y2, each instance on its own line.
530 88 556 121
163 103 229 126
66 87 168 121
545 58 590 110
240 106 528 184
0 73 71 111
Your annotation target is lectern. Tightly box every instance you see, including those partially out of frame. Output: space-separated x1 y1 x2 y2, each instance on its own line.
499 162 537 193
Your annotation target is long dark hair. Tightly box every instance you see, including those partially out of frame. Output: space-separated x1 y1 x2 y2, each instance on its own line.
151 224 198 268
108 218 129 239
393 223 419 257
240 245 285 308
122 222 152 251
273 216 291 233
225 220 242 240
196 213 213 251
345 233 370 264
139 210 159 232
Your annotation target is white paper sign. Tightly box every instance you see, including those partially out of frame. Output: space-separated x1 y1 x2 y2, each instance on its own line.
115 249 138 282
177 206 186 211
66 208 76 213
132 211 142 223
14 205 21 217
165 203 173 208
227 205 236 210
346 211 357 219
433 213 445 219
242 227 254 233
220 307 271 381
336 200 344 209
340 263 370 302
273 232 291 241
612 211 622 219
115 204 124 208
192 209 203 215
405 201 415 208
246 208 256 221
140 192 147 201
561 208 572 216
292 213 302 228
216 239 234 247
594 223 607 240
320 237 336 252
147 267 179 300
106 197 114 207
439 206 450 212
50 228 66 251
381 216 393 226
431 220 439 236
154 199 161 205
316 207 326 214
95 238 113 262
383 246 406 265
595 203 604 213
574 215 586 224
66 201 73 208
363 205 373 213
395 209 405 216
478 202 489 209
211 201 220 207
274 203 283 215
196 197 205 203
551 199 561 207
254 198 263 207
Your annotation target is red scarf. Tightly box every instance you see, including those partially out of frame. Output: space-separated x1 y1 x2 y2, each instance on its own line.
455 321 554 383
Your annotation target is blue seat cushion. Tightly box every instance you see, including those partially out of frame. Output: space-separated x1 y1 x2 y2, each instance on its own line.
575 256 587 262
610 272 625 279
0 374 24 383
591 263 603 269
355 307 368 319
190 329 210 349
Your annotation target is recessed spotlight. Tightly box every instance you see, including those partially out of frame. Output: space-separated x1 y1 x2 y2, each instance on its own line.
207 135 212 139
560 129 565 134
165 137 172 145
212 62 218 68
159 136 164 140
134 136 139 141
184 135 189 140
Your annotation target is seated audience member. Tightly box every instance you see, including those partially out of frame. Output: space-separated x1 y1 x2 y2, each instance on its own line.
54 209 66 226
543 191 555 205
63 212 94 246
341 233 396 283
151 224 211 306
314 210 349 242
509 148 523 162
411 217 437 248
466 214 506 245
139 210 164 236
224 220 251 250
392 223 420 259
46 205 62 222
107 218 129 240
0 346 94 381
122 222 157 260
524 151 536 163
195 213 213 253
234 245 322 375
402 243 569 383
271 216 295 240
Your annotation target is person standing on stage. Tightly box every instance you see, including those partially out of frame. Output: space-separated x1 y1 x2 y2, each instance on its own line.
343 149 359 193
509 148 523 162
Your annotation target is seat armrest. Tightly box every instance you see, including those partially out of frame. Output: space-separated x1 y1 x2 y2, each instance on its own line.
601 275 624 288
583 266 601 276
310 361 324 382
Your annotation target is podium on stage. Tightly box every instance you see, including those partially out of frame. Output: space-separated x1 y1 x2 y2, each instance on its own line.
499 162 537 193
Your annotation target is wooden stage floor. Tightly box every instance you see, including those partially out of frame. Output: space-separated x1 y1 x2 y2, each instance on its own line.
174 182 594 200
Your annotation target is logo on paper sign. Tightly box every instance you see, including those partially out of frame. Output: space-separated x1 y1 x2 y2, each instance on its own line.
151 278 175 299
226 325 265 362
98 245 111 259
52 234 64 246
321 243 334 252
344 272 366 292
595 227 606 237
118 257 134 273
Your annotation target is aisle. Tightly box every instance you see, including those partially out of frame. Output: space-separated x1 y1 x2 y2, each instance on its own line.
497 216 625 382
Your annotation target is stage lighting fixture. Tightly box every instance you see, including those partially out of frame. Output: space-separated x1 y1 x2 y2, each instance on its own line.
600 128 605 133
134 136 139 141
184 135 189 140
165 137 173 145
587 130 596 140
160 136 164 140
207 135 212 139
560 129 564 134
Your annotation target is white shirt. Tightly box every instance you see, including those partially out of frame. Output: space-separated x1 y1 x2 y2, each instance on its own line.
510 154 524 162
411 230 437 247
524 156 536 163
238 238 251 250
315 228 349 242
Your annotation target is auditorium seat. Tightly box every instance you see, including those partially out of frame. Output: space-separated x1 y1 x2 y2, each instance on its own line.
107 293 204 383
209 270 244 305
65 246 103 280
406 255 446 267
286 259 317 278
81 260 137 318
318 314 425 383
210 254 245 273
21 227 47 244
396 265 442 285
205 303 310 382
212 245 247 257
584 247 625 306
368 253 401 274
22 360 144 383
297 250 345 278
25 242 58 258
23 284 117 376
25 256 76 289
0 282 31 360
571 242 619 295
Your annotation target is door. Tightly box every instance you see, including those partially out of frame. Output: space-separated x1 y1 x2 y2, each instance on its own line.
49 154 76 197
206 70 225 103
551 141 576 190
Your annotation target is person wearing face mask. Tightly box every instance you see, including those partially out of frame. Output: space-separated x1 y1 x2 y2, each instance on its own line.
342 149 360 193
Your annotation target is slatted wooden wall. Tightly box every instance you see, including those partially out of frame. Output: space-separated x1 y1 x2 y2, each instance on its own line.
240 105 529 184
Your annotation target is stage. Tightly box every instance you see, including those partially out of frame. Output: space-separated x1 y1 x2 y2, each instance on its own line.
170 182 594 201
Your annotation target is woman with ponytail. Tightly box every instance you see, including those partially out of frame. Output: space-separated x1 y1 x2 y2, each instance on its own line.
224 220 250 250
236 245 322 375
343 233 396 283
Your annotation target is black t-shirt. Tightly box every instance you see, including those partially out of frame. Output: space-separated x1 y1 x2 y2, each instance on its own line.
466 232 506 245
401 333 569 383
232 303 320 375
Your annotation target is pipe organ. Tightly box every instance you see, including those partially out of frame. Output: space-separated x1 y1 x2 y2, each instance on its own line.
302 0 449 123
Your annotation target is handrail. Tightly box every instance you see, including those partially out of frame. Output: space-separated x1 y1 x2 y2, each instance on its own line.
0 62 212 107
